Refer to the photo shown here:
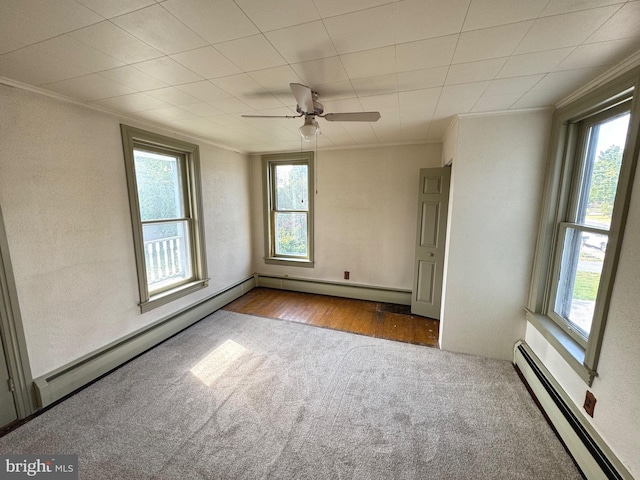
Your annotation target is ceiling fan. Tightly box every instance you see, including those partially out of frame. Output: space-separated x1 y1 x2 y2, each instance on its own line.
241 83 381 141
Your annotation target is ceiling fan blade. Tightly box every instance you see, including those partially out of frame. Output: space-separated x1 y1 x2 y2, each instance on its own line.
290 83 315 114
241 114 301 119
322 112 381 122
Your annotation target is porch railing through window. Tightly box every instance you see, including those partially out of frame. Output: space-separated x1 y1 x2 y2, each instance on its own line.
143 236 184 285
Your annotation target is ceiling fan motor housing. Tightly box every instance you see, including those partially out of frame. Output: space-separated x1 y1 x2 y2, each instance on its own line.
296 91 323 116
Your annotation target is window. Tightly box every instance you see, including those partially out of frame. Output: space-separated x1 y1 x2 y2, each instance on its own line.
262 152 314 266
121 125 208 312
527 71 640 385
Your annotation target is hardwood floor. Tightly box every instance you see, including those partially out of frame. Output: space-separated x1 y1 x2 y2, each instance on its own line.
223 287 439 348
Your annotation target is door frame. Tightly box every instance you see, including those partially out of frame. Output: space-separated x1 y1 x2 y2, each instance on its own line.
0 204 36 419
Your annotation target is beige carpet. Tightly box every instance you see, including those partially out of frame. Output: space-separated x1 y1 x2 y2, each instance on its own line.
0 310 582 479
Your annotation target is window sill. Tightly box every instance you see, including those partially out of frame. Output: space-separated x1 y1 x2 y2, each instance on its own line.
264 257 314 268
525 309 597 386
140 279 209 313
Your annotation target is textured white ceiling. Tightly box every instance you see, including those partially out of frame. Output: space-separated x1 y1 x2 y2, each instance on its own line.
2 0 640 153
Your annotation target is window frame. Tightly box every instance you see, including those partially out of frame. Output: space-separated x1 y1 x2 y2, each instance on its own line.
262 151 314 267
527 70 640 385
121 125 208 312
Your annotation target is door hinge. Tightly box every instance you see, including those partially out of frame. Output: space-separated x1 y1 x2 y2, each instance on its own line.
7 378 14 392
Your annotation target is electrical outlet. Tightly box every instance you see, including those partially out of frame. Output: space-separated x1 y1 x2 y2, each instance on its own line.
583 391 596 417
344 271 350 280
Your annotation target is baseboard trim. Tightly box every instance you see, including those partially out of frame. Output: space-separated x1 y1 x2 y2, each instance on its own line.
255 274 412 305
514 342 631 480
33 277 255 408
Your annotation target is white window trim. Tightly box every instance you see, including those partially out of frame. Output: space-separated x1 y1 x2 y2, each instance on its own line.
262 151 314 267
121 125 208 312
527 69 640 385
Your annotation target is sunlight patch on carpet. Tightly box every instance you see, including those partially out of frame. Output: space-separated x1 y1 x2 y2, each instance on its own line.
190 339 248 386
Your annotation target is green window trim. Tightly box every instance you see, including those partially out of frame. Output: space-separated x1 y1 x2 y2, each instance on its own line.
121 125 209 313
527 68 640 385
262 152 314 267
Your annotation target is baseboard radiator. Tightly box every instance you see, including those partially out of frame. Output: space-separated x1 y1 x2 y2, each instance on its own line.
34 276 255 409
514 342 632 480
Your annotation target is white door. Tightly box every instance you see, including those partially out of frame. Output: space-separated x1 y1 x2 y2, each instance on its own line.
411 167 451 319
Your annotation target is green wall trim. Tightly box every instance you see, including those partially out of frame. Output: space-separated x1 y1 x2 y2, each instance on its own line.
255 275 412 305
33 277 255 408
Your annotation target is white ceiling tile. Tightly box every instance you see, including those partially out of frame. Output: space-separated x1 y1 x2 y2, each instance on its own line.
290 57 349 85
399 88 441 118
234 0 320 31
171 46 242 79
207 97 253 114
511 66 606 108
313 0 395 17
397 67 448 91
214 35 287 72
265 21 337 63
514 6 620 54
75 0 156 18
445 57 507 85
248 66 304 94
112 4 207 55
462 0 547 31
341 46 397 79
351 74 399 97
472 93 523 112
311 81 357 102
69 22 163 64
540 0 625 17
484 74 545 96
238 94 286 110
434 81 490 118
99 66 168 91
42 74 136 101
133 57 203 84
554 38 640 71
35 35 124 72
7 0 103 34
359 93 399 111
393 0 471 44
496 48 574 78
396 35 459 73
162 0 259 44
340 122 378 144
211 74 265 97
426 118 452 140
323 5 396 54
90 92 171 112
136 106 197 122
320 98 363 114
0 5 62 46
145 86 201 105
0 33 25 55
176 81 232 101
453 21 533 64
442 81 491 98
179 102 224 116
586 1 640 43
0 46 88 85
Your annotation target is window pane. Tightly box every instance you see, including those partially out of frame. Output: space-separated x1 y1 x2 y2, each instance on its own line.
134 150 185 221
275 164 308 211
275 212 307 256
554 227 607 337
578 113 629 229
142 221 192 293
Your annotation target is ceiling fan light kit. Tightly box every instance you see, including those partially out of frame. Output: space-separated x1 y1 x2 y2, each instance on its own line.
242 83 381 143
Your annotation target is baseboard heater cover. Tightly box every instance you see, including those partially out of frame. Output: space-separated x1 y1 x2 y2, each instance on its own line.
33 276 255 408
514 342 631 480
255 274 412 305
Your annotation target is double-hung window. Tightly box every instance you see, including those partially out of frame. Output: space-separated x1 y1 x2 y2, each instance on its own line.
527 71 640 384
121 125 208 312
262 152 314 266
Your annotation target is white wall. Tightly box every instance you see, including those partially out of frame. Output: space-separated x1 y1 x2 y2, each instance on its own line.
525 149 640 476
0 85 253 378
250 144 442 290
440 110 553 360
